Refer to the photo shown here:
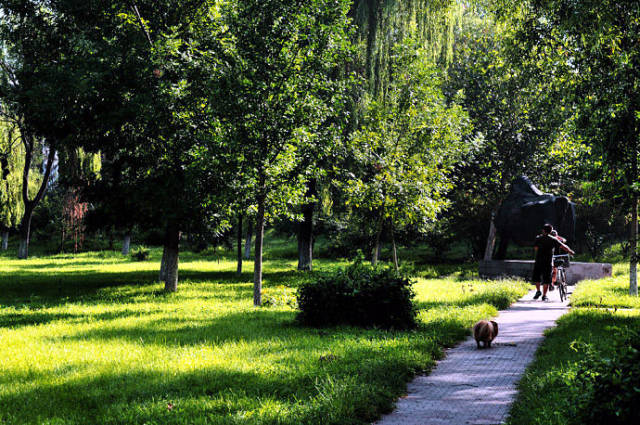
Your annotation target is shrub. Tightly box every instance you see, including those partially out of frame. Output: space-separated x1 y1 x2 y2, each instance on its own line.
565 327 640 425
297 258 416 329
550 327 640 425
130 246 150 261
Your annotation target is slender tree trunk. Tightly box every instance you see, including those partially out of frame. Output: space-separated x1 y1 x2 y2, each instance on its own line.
297 180 317 271
1 230 8 251
253 186 266 306
237 213 243 275
16 139 55 260
159 245 167 282
372 217 383 266
630 136 638 296
631 195 638 296
244 218 253 260
60 224 66 253
108 228 114 251
163 224 181 292
390 223 398 271
484 211 498 261
121 232 131 256
17 207 33 259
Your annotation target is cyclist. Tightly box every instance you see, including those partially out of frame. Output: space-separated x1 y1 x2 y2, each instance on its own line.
532 224 575 301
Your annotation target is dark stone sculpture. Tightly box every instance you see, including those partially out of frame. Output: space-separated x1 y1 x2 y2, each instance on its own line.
494 176 575 259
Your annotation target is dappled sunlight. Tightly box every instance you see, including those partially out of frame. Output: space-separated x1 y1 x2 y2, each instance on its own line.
0 251 531 424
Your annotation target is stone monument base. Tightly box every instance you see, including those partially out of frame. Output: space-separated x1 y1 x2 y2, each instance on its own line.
479 260 613 285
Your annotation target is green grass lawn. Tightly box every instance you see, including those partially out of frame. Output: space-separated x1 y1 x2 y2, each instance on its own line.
0 246 529 425
507 264 640 425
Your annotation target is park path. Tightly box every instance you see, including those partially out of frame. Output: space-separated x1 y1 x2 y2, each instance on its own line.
374 287 572 425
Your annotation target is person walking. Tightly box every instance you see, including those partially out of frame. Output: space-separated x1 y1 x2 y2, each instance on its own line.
532 224 574 301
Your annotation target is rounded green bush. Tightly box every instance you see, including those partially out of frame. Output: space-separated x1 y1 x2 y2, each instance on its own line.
297 259 416 329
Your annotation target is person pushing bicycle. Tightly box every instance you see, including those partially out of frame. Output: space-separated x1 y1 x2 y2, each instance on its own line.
532 224 574 301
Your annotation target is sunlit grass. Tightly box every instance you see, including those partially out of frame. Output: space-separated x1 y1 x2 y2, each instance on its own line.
0 248 528 424
570 265 640 309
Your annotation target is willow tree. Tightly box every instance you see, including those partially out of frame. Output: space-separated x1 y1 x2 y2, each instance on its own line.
294 0 466 269
349 0 464 101
0 120 24 250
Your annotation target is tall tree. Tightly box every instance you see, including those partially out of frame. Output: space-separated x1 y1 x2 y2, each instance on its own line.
443 7 581 259
1 1 232 287
500 0 640 294
212 0 354 305
0 7 63 259
346 41 469 267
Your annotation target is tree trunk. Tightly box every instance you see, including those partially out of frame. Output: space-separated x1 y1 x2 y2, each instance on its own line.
630 136 638 296
163 225 181 292
17 208 33 259
16 140 55 260
237 213 243 275
484 212 498 261
121 232 131 256
390 223 398 271
631 194 638 296
1 230 8 251
372 218 383 266
297 180 316 271
244 219 253 260
108 228 114 250
159 245 167 281
253 189 266 306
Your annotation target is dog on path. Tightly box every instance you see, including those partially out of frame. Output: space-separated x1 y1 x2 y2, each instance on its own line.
473 320 499 349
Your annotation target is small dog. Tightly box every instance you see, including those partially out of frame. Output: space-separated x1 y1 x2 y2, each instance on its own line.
473 320 498 349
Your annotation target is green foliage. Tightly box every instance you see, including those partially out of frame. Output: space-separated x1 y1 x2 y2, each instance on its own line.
345 39 469 250
297 258 417 329
443 8 586 256
0 121 24 230
130 245 150 261
261 285 297 308
211 0 355 218
350 0 465 100
495 0 640 288
567 328 640 425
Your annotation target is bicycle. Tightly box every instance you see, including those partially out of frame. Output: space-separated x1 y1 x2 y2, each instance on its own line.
553 254 570 302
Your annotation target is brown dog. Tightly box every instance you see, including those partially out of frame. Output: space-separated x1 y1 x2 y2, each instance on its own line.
473 320 499 349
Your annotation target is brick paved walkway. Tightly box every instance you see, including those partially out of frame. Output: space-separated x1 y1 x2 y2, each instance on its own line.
375 287 572 425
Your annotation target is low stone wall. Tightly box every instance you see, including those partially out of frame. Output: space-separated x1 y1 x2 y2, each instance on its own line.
479 260 613 285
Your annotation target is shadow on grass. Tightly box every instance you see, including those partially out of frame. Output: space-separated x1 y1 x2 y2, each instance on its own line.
0 314 464 425
57 309 302 347
0 313 567 425
0 307 166 329
0 268 318 310
0 364 313 424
